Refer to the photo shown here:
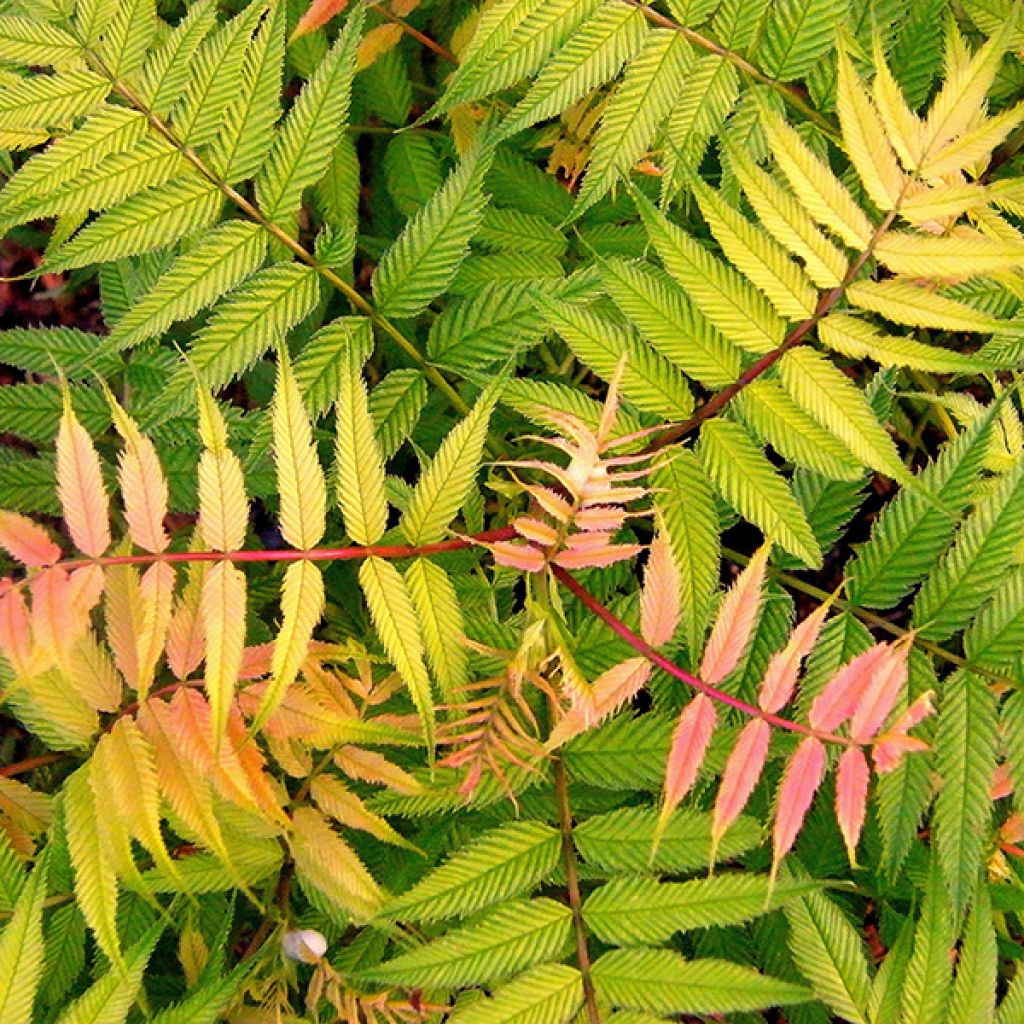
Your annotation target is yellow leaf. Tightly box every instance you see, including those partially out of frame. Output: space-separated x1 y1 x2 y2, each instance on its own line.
846 279 1002 332
871 38 923 171
251 559 324 734
356 22 403 70
836 46 904 211
65 766 121 964
900 182 989 225
726 142 848 288
272 351 326 550
335 345 388 545
404 556 469 704
105 391 169 554
197 389 248 552
55 393 109 558
359 556 435 750
759 100 874 249
919 100 1024 180
921 19 1013 162
289 806 384 922
201 560 247 748
94 719 179 879
310 775 418 849
875 228 1024 277
136 562 175 696
104 563 141 689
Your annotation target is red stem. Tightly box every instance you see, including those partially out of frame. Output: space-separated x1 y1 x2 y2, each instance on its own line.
0 752 66 777
551 564 852 747
48 526 518 573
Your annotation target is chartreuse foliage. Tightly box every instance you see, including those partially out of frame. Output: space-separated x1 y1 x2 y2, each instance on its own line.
3 0 1024 1020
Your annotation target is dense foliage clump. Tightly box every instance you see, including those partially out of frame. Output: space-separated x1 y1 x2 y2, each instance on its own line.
3 0 1024 1020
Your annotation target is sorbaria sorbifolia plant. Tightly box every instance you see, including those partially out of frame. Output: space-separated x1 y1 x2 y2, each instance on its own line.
4 0 1024 1020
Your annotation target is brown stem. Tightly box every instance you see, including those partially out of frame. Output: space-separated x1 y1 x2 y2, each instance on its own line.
551 564 853 746
620 0 839 142
553 756 601 1024
371 2 456 64
0 752 67 777
645 209 900 454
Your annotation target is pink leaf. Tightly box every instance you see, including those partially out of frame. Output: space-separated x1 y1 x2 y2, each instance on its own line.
553 544 643 570
991 763 1013 801
758 598 834 714
848 638 911 742
490 541 546 573
699 545 769 686
808 643 889 733
712 718 771 845
772 736 826 877
0 511 61 567
835 746 869 864
641 532 680 647
661 694 717 827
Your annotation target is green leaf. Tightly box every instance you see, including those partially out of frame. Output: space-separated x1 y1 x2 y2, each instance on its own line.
107 222 267 351
599 258 742 389
0 70 108 130
137 0 218 114
536 296 694 419
573 806 762 873
255 3 362 232
373 135 495 319
846 407 996 608
174 262 320 393
449 963 583 1024
574 30 693 215
652 452 720 659
759 0 845 79
211 0 285 182
366 898 572 989
385 134 442 217
636 189 786 355
55 924 161 1024
100 0 156 79
382 820 560 923
405 558 470 704
901 855 956 1024
563 713 673 790
294 317 371 418
0 17 83 67
497 2 648 140
949 883 997 1024
698 418 821 566
784 889 873 1023
370 369 428 459
592 948 812 1016
583 874 819 945
0 849 49 1024
913 459 1024 640
45 177 223 273
401 376 503 545
934 670 996 918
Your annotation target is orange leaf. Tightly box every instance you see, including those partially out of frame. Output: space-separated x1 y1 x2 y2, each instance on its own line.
660 694 716 830
56 397 110 558
0 511 60 567
0 579 31 673
165 566 206 680
291 0 349 41
699 545 769 686
772 736 826 879
835 746 870 864
29 567 92 671
641 532 680 647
